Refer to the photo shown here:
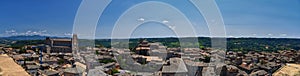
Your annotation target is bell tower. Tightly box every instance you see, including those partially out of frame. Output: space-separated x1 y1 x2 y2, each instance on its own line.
72 34 78 53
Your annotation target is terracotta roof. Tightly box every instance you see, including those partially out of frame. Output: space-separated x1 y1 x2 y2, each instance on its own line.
51 39 71 41
273 63 300 76
162 58 188 73
0 54 30 76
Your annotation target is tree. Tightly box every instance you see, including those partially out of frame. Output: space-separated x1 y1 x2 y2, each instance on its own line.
204 56 211 63
95 50 100 55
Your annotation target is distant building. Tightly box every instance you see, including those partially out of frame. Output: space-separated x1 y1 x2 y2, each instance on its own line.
132 55 163 64
162 58 188 76
39 70 59 76
184 60 208 76
45 34 78 53
26 65 40 75
63 66 85 76
250 70 268 76
135 39 150 56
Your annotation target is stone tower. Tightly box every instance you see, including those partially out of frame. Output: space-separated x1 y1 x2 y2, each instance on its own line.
72 34 78 53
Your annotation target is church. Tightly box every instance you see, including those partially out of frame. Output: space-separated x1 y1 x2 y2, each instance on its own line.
45 34 78 53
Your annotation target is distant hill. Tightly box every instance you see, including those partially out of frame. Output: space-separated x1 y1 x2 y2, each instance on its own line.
1 35 300 52
0 35 70 40
94 37 300 52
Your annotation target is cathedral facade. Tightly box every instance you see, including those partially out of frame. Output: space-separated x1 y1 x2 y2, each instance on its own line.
45 34 78 53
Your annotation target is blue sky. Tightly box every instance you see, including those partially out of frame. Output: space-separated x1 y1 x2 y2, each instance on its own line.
0 0 299 38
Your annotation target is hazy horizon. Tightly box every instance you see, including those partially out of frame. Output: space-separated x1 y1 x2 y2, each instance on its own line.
2 34 300 40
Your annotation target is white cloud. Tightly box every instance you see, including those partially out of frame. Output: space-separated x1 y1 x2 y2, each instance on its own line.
25 30 32 35
228 36 234 38
168 25 176 30
267 34 273 36
137 18 145 22
5 29 16 34
280 34 287 36
4 30 49 36
64 33 72 36
162 20 169 24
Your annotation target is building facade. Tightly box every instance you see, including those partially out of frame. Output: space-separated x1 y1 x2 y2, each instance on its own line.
45 34 78 53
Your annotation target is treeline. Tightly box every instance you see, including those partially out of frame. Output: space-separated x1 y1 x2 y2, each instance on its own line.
227 38 300 52
95 37 300 52
3 37 300 52
3 40 44 48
